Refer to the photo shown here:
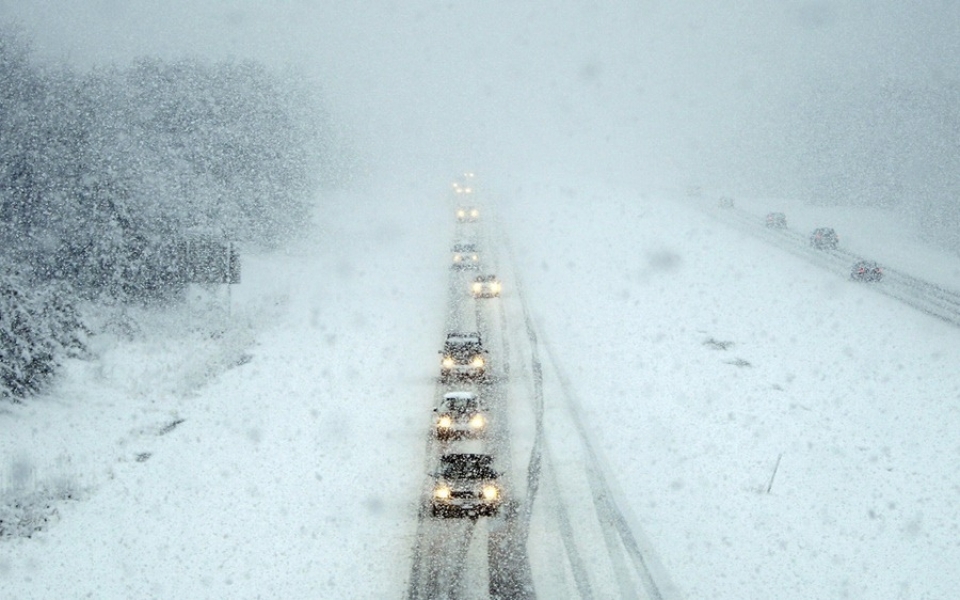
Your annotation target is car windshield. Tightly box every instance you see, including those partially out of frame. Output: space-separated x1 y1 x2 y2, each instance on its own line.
438 455 498 480
443 396 479 412
452 244 476 252
446 333 480 345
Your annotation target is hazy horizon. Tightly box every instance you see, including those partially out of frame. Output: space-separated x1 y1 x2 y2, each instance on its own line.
3 1 959 227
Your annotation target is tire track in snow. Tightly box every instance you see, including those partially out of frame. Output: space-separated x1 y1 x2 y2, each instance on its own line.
502 219 668 599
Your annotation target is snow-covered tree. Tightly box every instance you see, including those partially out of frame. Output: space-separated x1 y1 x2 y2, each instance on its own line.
1 24 341 400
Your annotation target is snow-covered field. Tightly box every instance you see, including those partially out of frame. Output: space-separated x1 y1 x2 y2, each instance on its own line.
500 182 960 598
3 176 960 599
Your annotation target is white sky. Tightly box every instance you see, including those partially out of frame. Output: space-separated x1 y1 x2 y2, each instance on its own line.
2 1 959 193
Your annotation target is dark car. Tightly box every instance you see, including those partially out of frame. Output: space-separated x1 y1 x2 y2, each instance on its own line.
765 212 787 228
851 260 883 282
434 392 488 440
810 227 839 250
430 454 502 518
439 332 486 380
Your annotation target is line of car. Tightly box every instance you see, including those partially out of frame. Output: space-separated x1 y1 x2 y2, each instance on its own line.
756 208 884 282
425 195 507 520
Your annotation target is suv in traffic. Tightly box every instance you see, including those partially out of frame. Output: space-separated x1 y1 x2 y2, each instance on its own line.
471 274 501 298
765 212 787 228
451 243 480 270
430 454 502 518
810 227 839 250
851 260 883 282
439 332 487 380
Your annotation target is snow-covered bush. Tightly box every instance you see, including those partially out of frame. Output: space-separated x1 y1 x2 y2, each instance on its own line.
0 273 87 402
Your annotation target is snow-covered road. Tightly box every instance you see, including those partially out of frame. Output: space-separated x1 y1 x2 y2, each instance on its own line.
4 178 960 599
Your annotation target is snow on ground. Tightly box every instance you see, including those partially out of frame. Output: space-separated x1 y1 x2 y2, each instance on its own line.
1 184 451 598
3 174 960 599
499 181 960 599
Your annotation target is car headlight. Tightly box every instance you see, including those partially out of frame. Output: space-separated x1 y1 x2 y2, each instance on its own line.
470 356 485 368
437 415 453 428
457 210 465 218
469 414 485 429
471 209 479 217
453 254 462 262
472 282 482 293
442 357 455 369
433 485 451 500
471 254 478 261
490 282 501 293
481 485 499 501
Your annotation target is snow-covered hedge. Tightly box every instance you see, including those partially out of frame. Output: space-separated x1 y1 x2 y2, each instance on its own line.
0 274 87 402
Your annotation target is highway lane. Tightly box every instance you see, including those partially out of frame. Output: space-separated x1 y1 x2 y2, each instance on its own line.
710 205 960 327
408 202 672 599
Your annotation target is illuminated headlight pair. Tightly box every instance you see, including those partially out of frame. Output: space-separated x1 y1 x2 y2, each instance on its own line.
433 484 497 501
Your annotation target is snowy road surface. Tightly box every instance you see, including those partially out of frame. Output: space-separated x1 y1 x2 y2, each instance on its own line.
3 179 960 598
406 211 669 598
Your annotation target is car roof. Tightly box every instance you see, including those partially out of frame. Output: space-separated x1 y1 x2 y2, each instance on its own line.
446 332 481 343
443 391 478 401
440 453 494 467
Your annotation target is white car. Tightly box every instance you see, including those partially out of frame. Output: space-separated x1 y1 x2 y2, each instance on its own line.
456 206 480 222
434 392 488 440
471 274 501 298
451 243 480 270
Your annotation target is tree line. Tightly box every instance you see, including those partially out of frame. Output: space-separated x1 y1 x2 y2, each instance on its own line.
1 26 341 400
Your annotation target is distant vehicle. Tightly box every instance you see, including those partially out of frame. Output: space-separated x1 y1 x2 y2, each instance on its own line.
851 260 883 282
430 454 502 518
810 227 839 250
451 172 478 198
471 274 501 298
765 212 787 228
433 392 488 440
456 206 480 222
451 243 480 270
717 196 735 208
440 332 487 380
